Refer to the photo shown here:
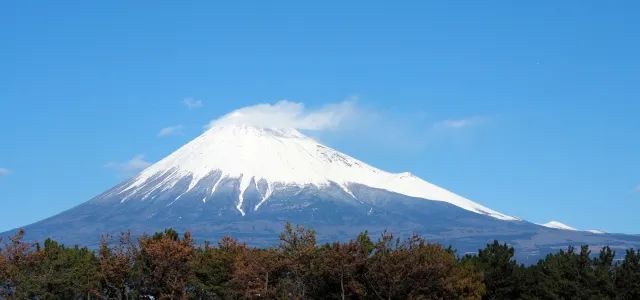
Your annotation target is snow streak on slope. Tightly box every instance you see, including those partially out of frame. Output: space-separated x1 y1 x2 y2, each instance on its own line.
542 221 577 231
119 125 516 220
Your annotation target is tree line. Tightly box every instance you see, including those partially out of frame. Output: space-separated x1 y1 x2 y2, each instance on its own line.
1 224 639 299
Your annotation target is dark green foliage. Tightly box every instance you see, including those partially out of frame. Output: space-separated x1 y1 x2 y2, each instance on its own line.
1 226 639 299
593 246 616 298
189 238 240 299
276 223 321 298
37 239 100 299
615 249 640 299
0 232 100 299
502 245 618 300
465 240 518 299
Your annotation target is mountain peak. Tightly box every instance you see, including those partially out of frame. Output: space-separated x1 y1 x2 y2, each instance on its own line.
206 124 307 139
117 124 516 220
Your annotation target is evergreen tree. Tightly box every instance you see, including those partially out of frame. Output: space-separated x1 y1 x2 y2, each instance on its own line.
36 239 100 299
4 226 640 299
471 240 518 299
189 237 241 299
529 245 614 299
615 248 640 299
591 246 616 299
277 222 320 299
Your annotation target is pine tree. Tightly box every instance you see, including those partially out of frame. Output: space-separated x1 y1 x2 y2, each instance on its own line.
189 237 244 299
277 222 319 299
615 248 640 299
471 240 518 299
592 246 616 298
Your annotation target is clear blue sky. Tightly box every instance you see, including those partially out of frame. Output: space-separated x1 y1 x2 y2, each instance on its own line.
1 1 639 233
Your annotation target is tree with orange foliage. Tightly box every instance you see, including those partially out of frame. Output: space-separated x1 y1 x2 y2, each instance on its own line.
135 228 195 299
318 232 374 300
365 232 484 300
98 232 137 299
0 229 45 298
232 246 281 299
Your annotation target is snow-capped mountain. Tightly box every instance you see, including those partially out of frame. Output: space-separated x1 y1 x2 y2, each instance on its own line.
5 124 640 263
117 124 514 220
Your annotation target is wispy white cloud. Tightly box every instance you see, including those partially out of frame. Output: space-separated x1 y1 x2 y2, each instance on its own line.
635 184 640 193
206 100 358 131
434 116 487 130
183 98 203 109
0 168 10 177
157 125 184 137
203 99 492 155
105 155 151 177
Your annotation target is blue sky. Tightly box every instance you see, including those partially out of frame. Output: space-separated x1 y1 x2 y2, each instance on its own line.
1 1 639 233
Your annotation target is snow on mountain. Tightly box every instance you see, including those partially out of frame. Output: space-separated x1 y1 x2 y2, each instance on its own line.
118 124 516 220
541 222 606 234
10 124 640 265
542 221 577 231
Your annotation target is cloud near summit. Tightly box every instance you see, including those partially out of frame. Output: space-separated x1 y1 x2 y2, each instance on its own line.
105 155 151 177
206 100 358 131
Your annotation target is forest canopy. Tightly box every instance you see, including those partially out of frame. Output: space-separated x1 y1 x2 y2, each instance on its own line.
1 224 639 299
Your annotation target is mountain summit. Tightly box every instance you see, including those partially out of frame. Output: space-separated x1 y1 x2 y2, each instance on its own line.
119 124 514 220
6 124 640 263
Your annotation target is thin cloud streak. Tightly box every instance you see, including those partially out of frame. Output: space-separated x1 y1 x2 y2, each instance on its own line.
0 168 10 177
183 98 203 109
105 155 152 177
158 125 184 137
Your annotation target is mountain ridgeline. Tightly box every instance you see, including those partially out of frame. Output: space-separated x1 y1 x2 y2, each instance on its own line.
4 124 640 263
